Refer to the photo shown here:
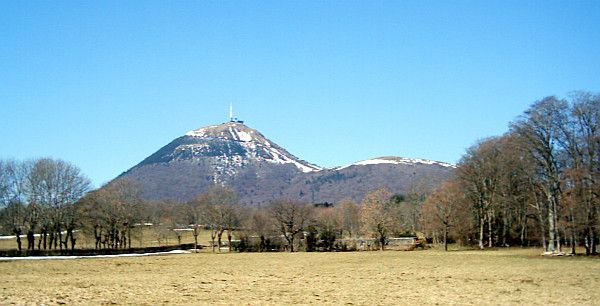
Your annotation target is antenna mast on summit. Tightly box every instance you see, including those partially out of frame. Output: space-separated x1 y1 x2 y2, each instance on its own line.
229 102 244 123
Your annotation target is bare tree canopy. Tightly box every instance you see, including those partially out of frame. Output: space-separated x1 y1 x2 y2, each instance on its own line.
0 158 91 251
78 178 142 249
268 198 312 252
190 186 242 252
360 188 397 250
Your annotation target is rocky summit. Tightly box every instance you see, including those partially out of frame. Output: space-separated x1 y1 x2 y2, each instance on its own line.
118 121 455 205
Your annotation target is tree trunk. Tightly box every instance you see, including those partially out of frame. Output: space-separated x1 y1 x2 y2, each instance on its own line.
42 230 47 250
478 215 485 250
378 225 387 251
537 208 547 251
556 222 562 253
120 230 126 248
58 229 64 251
94 226 101 249
48 232 54 250
14 228 22 251
128 228 132 249
547 193 557 253
584 228 591 255
591 229 598 255
443 224 448 251
114 229 119 248
27 230 35 250
541 231 547 251
64 228 76 251
488 212 493 248
193 226 199 252
63 230 70 251
502 220 507 247
210 230 217 253
217 230 224 252
227 230 233 252
284 233 294 252
520 213 527 247
70 231 76 250
570 231 576 255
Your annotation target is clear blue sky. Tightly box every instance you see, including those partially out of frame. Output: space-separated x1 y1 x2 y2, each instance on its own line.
2 1 599 188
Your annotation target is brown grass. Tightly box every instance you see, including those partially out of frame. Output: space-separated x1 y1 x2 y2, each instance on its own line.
1 247 599 305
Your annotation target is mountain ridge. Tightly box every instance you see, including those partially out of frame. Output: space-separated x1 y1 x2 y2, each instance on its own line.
118 121 455 204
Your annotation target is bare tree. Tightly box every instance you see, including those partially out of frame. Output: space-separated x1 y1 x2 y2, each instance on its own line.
0 159 31 250
27 158 91 250
79 178 140 249
335 198 361 239
245 207 277 251
268 198 312 252
187 199 204 252
557 92 600 254
456 137 504 249
494 133 539 247
422 182 467 251
360 188 398 250
403 175 443 235
192 186 241 252
510 97 568 253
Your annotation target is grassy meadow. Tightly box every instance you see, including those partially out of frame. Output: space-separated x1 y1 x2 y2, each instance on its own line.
1 247 599 305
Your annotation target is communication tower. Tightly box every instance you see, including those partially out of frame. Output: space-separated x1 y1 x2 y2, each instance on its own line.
229 103 244 123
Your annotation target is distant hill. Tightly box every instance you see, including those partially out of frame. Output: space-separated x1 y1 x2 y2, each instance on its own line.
118 122 455 204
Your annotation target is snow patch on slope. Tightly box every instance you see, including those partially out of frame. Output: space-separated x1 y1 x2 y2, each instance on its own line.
266 146 321 173
234 130 253 142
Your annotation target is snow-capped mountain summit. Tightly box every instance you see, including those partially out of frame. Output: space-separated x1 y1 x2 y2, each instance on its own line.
118 121 455 204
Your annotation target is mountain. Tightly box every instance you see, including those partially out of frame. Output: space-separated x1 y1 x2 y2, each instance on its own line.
118 121 455 204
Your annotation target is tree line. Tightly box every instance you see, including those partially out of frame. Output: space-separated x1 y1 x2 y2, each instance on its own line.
421 92 600 254
185 184 439 252
0 157 439 252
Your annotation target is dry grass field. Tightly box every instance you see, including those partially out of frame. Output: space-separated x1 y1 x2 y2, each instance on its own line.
1 247 599 305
